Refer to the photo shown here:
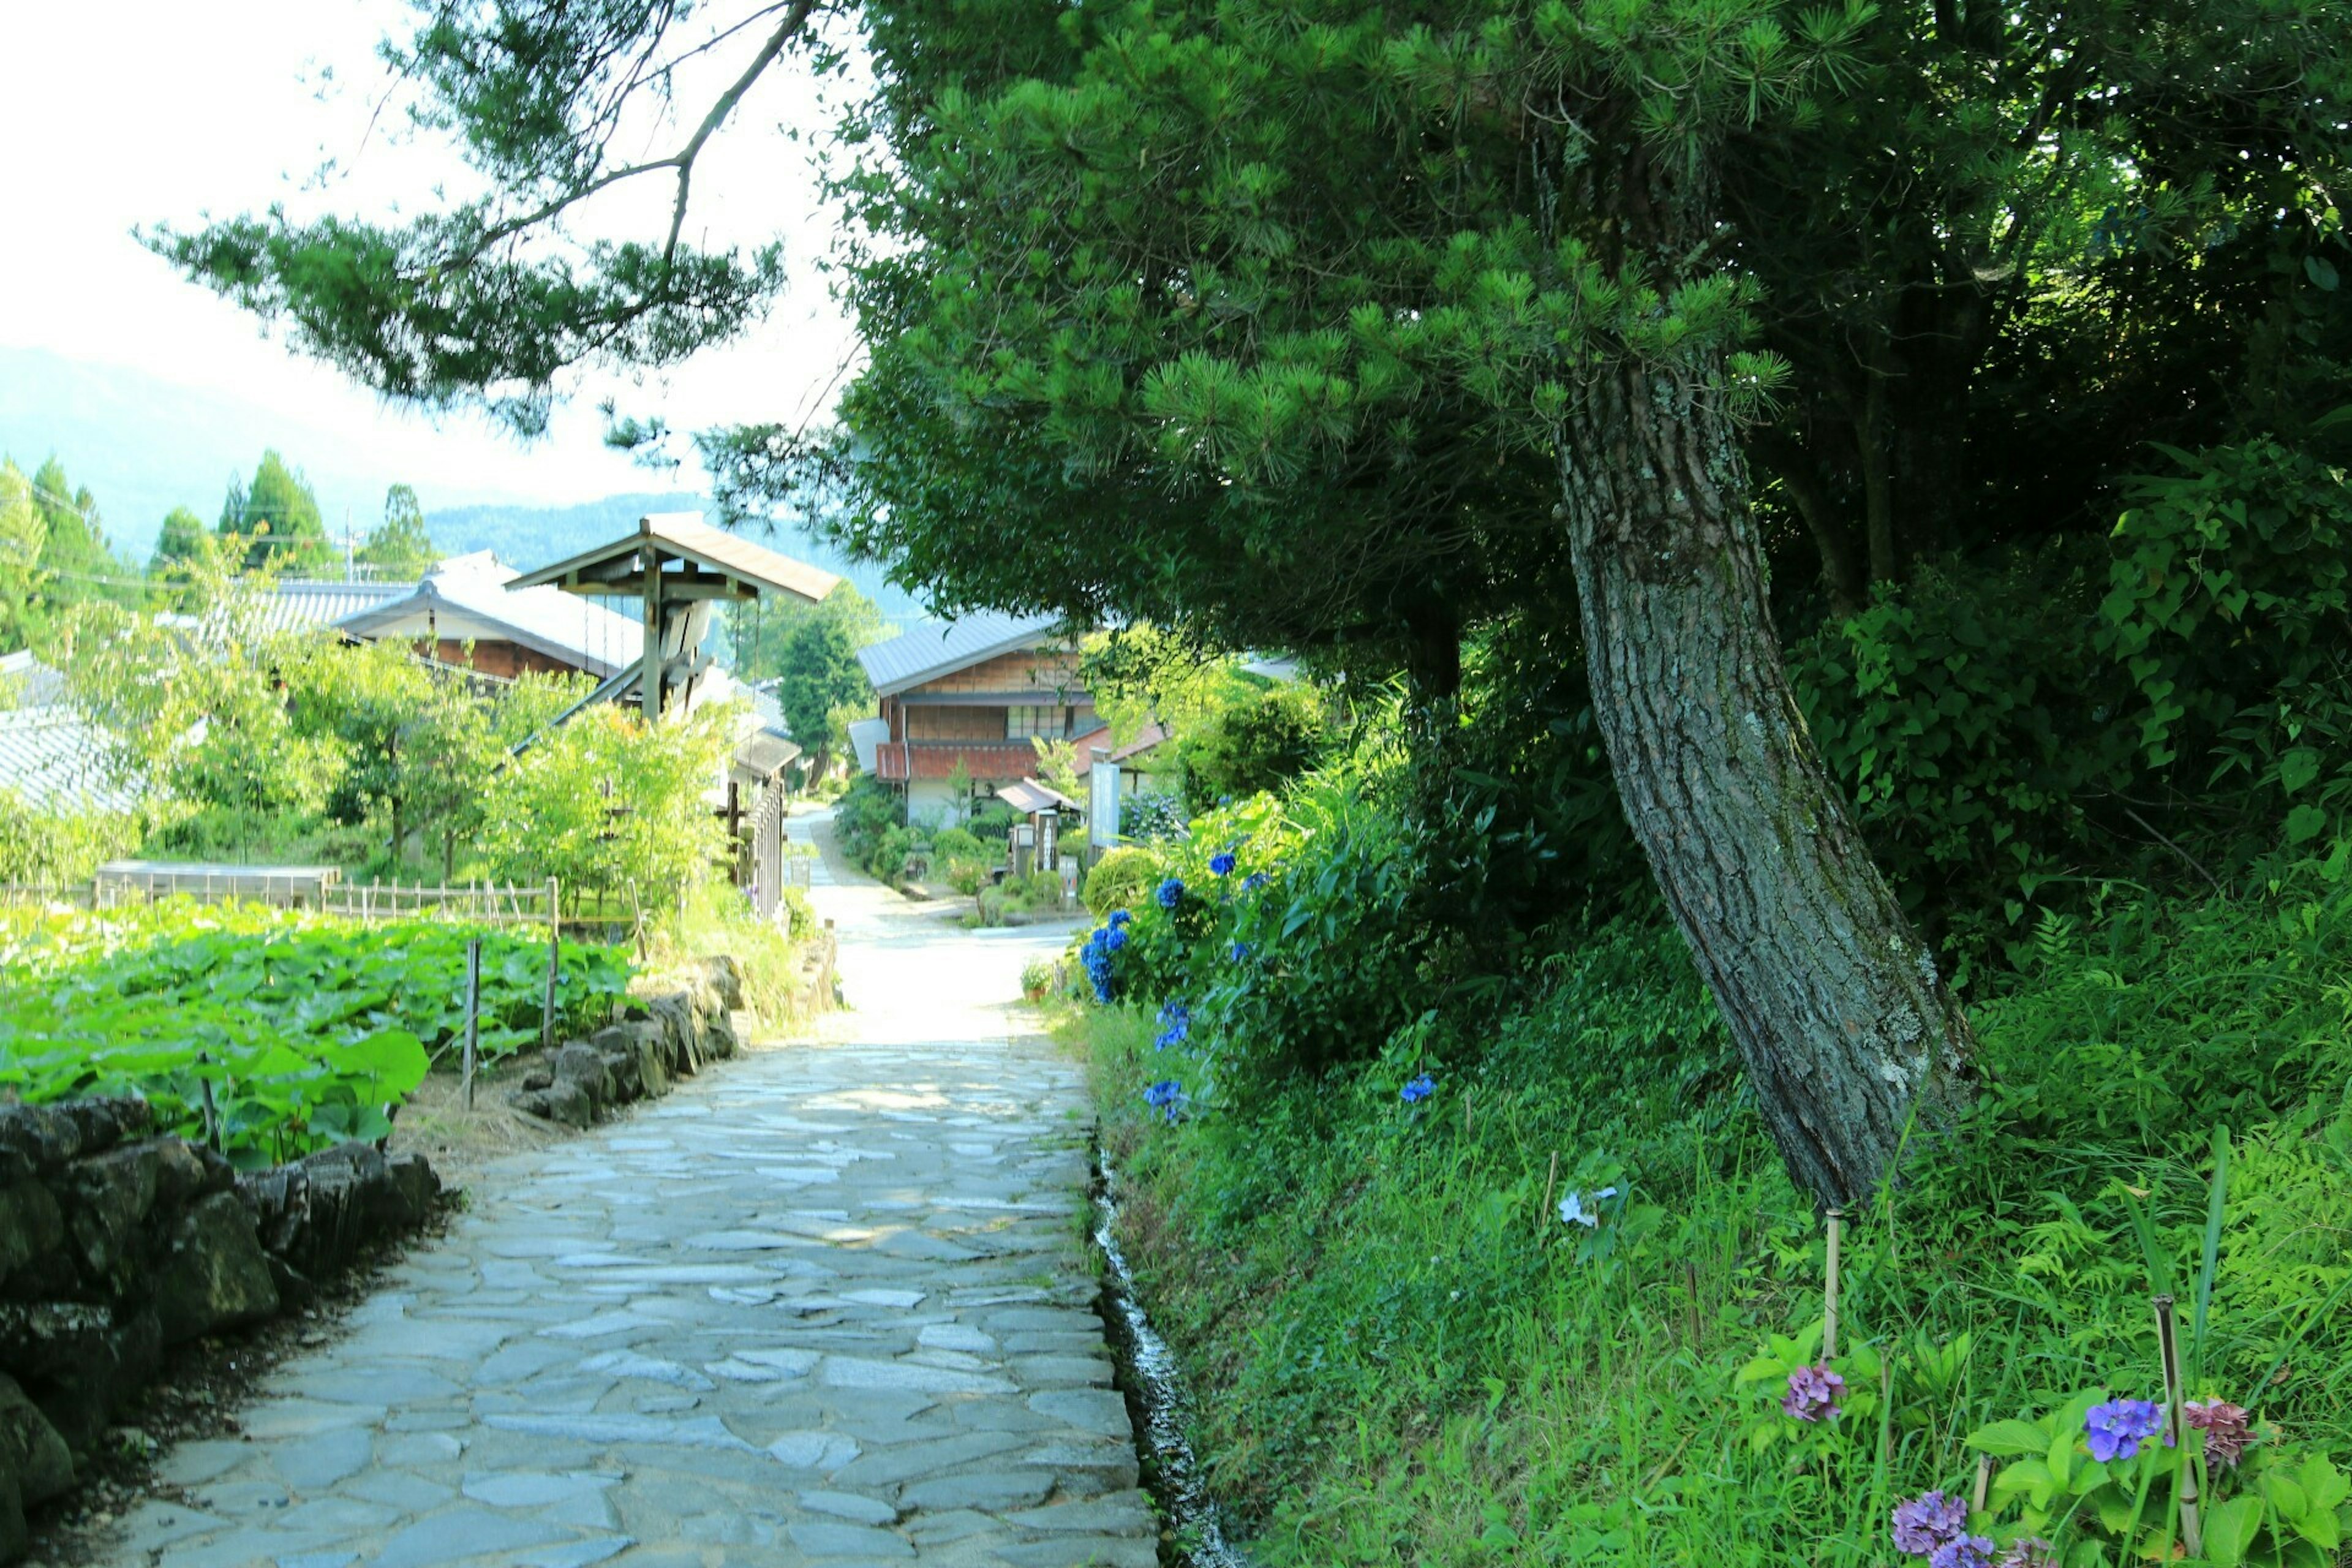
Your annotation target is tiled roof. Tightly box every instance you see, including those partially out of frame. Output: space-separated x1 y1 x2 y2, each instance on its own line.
873 741 1047 782
0 706 137 813
0 650 66 707
997 778 1077 814
337 552 643 677
856 612 1061 698
258 578 414 637
1091 721 1170 764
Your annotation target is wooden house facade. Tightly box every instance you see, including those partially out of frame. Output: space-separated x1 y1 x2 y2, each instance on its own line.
853 613 1104 824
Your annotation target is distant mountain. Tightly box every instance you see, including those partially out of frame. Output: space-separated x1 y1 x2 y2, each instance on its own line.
0 344 649 563
0 349 929 624
0 345 388 559
426 494 930 625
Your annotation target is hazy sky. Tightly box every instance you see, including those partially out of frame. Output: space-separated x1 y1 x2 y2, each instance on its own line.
0 1 862 509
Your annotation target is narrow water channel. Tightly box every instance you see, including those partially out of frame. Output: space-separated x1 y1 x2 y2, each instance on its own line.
1091 1149 1253 1568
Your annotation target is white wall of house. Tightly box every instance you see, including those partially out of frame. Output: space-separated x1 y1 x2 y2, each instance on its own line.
905 778 966 827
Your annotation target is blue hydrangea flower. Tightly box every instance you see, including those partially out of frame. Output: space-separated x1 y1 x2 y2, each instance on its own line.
1080 927 1118 1002
1229 941 1252 963
1155 1000 1191 1051
1242 871 1271 892
1109 908 1133 928
1155 877 1185 910
1143 1079 1184 1125
1208 851 1237 876
1400 1072 1435 1104
2084 1398 2168 1463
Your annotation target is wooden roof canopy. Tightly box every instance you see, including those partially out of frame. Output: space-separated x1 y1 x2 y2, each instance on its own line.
511 512 843 604
510 512 845 719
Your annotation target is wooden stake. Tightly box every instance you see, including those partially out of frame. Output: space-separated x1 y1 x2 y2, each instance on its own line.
2155 1293 2202 1556
1539 1152 1560 1240
1972 1454 1992 1514
541 876 562 1049
628 880 647 960
1823 1207 1845 1362
461 937 482 1110
197 1054 220 1152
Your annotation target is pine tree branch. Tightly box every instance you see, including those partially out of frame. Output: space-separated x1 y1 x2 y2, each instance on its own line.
453 1 819 271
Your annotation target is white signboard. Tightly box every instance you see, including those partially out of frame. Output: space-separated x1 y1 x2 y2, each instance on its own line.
1089 760 1122 851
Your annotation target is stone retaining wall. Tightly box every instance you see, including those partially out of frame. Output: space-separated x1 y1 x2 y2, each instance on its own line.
0 1104 440 1559
0 951 782 1559
507 954 748 1127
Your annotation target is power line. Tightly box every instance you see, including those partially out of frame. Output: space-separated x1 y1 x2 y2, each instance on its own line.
0 542 172 594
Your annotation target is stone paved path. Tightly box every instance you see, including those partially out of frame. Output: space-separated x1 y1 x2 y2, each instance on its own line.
105 816 1144 1568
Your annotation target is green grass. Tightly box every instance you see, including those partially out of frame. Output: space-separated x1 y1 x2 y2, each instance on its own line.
1065 880 2352 1565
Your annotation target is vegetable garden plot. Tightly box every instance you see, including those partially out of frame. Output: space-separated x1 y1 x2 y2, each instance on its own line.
0 902 631 1167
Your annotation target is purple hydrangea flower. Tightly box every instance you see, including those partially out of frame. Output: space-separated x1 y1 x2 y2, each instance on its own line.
1208 851 1237 876
1930 1537 1996 1568
2184 1399 2252 1468
1892 1491 1967 1557
1781 1362 1845 1423
2084 1398 2166 1463
1400 1072 1435 1103
1155 877 1185 910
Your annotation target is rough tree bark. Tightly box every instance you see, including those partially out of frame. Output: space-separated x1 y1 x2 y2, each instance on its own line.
1558 357 1978 1206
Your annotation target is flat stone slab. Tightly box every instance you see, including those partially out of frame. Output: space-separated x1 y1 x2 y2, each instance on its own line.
97 847 1156 1567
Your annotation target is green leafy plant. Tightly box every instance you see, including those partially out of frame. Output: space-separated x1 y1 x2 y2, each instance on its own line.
0 901 630 1166
1084 846 1163 916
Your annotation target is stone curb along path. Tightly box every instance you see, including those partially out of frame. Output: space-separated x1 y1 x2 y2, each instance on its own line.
105 832 1154 1568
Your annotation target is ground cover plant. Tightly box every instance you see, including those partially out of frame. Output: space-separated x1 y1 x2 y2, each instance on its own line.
1062 785 2352 1566
0 901 631 1166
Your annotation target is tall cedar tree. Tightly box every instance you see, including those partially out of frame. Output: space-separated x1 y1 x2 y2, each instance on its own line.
149 0 2351 1202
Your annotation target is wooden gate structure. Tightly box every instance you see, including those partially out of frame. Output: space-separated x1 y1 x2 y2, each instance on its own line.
510 512 842 720
512 512 839 916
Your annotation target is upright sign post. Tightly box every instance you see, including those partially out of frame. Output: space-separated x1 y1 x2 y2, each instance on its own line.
1088 760 1122 865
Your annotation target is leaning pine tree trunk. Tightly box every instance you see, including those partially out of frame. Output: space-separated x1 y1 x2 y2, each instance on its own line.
1558 353 1977 1207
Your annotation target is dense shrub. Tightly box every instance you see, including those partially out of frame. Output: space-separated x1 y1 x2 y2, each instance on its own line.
1180 684 1331 813
831 774 903 868
868 824 919 882
1083 846 1161 915
0 792 141 884
968 799 1021 843
1071 783 1434 1091
1783 437 2352 943
932 825 984 862
1790 541 2130 937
